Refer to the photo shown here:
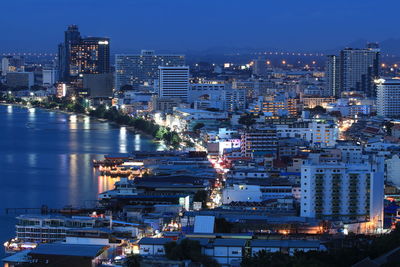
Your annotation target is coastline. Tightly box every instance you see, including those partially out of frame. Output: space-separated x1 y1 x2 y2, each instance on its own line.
1 102 167 148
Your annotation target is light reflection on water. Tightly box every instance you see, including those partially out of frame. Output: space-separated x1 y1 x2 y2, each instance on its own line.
0 105 164 256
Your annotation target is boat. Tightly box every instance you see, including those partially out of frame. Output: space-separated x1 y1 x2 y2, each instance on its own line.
98 177 139 200
4 238 37 254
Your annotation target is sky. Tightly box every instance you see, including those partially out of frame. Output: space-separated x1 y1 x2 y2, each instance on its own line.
0 0 399 53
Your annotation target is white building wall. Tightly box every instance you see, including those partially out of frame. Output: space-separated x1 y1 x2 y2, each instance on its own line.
222 184 262 204
159 66 189 101
301 158 384 230
386 154 400 187
377 79 400 117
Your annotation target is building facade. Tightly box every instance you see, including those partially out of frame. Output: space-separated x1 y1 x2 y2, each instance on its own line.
376 79 400 118
115 50 185 90
58 25 110 81
326 44 380 97
158 66 189 101
301 156 384 230
241 127 278 158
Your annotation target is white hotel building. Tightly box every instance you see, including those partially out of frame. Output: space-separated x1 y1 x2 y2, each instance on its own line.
376 78 400 118
301 155 384 232
276 119 338 148
158 66 189 101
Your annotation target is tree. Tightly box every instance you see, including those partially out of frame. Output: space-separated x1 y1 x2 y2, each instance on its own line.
31 85 46 91
384 121 395 135
214 218 233 233
310 105 326 114
120 84 134 91
193 122 205 131
193 190 208 208
238 113 257 128
165 239 220 267
329 111 342 118
124 254 142 267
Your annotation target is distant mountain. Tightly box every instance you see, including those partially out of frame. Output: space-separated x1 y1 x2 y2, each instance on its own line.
325 38 400 56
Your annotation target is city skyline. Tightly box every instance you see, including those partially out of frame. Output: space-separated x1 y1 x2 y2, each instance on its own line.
1 0 400 53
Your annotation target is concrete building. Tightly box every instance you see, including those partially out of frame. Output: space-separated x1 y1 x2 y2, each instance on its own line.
58 25 110 81
224 89 246 112
276 119 338 148
249 94 298 117
1 56 24 76
42 69 58 87
241 127 278 158
82 73 113 98
222 182 293 204
115 50 185 90
325 55 340 97
376 78 400 118
301 155 384 231
326 44 380 97
6 72 34 89
188 81 226 103
151 95 183 113
385 154 400 187
252 57 268 77
158 66 189 101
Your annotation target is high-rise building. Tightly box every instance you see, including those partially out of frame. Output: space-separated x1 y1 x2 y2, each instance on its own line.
301 154 384 231
326 44 380 97
1 56 25 76
58 25 110 81
115 50 185 90
248 93 298 117
69 37 110 77
158 66 189 101
376 78 400 117
325 55 339 97
224 89 246 112
42 69 59 87
252 57 268 77
58 25 81 81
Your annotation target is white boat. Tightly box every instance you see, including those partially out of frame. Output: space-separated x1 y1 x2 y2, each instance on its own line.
98 177 139 200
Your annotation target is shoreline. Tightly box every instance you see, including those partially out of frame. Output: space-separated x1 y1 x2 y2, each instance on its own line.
1 102 168 149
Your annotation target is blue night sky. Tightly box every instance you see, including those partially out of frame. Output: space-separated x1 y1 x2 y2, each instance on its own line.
0 0 399 53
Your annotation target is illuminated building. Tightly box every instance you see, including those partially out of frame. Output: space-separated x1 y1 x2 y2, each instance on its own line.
325 55 339 97
376 78 400 117
1 56 25 75
69 37 110 76
326 43 380 97
301 154 384 231
115 50 185 90
58 25 110 81
276 119 338 148
158 66 189 101
42 69 58 87
224 89 246 112
241 127 278 158
302 97 336 109
249 94 298 117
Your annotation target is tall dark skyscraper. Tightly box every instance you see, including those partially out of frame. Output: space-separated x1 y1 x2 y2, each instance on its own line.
326 43 380 97
58 25 110 82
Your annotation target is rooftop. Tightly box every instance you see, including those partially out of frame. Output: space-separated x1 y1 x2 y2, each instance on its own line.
29 243 108 258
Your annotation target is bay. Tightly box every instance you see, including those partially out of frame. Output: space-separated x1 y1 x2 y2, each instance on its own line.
0 104 163 257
